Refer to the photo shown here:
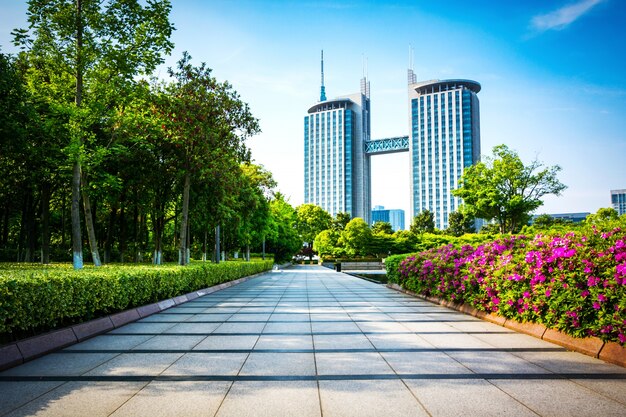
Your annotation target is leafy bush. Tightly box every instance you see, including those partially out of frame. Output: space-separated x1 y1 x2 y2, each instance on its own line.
394 227 626 344
0 260 273 337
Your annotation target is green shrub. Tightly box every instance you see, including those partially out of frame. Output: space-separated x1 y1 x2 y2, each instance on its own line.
0 260 273 337
385 254 416 284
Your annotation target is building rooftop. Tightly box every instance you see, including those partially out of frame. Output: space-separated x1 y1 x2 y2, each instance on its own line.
412 79 481 94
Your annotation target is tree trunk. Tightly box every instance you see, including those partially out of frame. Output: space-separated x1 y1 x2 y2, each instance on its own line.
104 204 117 264
1 201 9 247
71 0 84 269
214 225 220 264
81 174 101 266
41 182 51 264
246 244 250 262
203 230 207 262
119 200 126 263
178 172 191 266
262 236 265 260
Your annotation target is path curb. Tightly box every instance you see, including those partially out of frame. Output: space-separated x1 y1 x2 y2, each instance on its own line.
0 268 272 371
386 283 625 367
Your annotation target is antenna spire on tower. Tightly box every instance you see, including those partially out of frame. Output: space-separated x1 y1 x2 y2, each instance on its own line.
320 50 327 102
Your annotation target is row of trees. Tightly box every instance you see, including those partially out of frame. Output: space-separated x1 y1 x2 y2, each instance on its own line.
1 0 302 267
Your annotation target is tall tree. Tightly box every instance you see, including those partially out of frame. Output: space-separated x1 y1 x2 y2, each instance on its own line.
410 210 435 234
13 0 174 268
157 52 259 265
452 144 566 234
295 203 332 259
266 193 301 263
339 218 371 257
446 208 475 237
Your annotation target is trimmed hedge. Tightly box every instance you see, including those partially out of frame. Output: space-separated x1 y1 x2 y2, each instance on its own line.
0 260 273 336
393 228 626 344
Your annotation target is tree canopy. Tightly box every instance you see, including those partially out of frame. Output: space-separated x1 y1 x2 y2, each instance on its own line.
452 144 566 234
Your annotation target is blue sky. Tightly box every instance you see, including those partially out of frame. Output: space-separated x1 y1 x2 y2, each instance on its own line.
1 0 625 225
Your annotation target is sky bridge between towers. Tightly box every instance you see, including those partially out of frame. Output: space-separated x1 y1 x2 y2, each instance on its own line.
364 135 409 155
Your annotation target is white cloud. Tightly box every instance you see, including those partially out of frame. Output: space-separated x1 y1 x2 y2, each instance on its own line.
531 0 605 32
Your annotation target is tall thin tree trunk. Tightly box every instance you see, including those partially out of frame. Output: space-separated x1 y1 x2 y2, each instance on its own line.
81 174 101 266
179 172 191 266
71 0 84 269
41 182 51 264
214 225 220 264
203 230 207 262
104 204 117 264
119 201 126 263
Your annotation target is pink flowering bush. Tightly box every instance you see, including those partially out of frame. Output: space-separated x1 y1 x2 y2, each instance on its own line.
395 227 626 345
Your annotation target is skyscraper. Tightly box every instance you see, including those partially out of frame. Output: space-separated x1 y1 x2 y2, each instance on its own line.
304 52 372 223
372 205 406 231
408 73 481 229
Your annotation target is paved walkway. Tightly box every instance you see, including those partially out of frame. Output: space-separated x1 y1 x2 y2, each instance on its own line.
1 265 626 416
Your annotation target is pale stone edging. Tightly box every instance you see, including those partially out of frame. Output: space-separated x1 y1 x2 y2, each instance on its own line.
0 269 273 371
386 283 626 368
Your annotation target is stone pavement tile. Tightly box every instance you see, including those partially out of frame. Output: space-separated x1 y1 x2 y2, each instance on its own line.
491 379 626 417
201 307 240 314
110 381 231 417
109 322 176 334
513 351 626 374
262 321 311 333
157 306 206 314
319 379 428 417
254 334 313 349
215 380 320 417
0 353 117 376
63 335 153 351
473 332 560 349
348 313 391 321
366 333 432 349
3 381 147 417
187 313 233 322
356 321 411 333
446 320 515 333
85 353 183 376
269 313 310 322
193 335 259 350
226 313 271 322
139 313 195 322
239 352 316 375
401 321 459 333
214 322 266 334
404 378 537 417
386 313 432 320
444 351 550 374
310 313 352 321
570 379 626 407
313 334 373 349
381 351 473 375
308 302 341 308
315 352 393 375
273 307 310 314
418 332 494 349
311 321 361 333
162 352 248 375
163 322 221 334
132 335 205 350
0 381 64 415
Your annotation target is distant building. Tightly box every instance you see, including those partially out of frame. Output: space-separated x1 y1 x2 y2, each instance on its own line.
372 205 405 231
531 212 590 224
612 189 626 216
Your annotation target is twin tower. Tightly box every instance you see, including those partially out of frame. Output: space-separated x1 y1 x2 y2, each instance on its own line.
303 52 481 229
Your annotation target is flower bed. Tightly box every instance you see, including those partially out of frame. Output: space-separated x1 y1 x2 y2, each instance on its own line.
0 260 273 338
390 228 626 344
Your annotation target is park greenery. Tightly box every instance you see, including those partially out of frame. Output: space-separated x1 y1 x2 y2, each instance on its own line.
0 0 302 267
0 259 273 340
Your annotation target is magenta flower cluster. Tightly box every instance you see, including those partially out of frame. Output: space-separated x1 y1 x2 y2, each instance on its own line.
397 228 626 345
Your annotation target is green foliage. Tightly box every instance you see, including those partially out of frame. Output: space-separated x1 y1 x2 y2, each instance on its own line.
339 218 372 257
265 193 301 263
385 253 415 284
445 209 475 237
372 221 394 235
295 204 332 244
313 229 343 260
332 212 351 231
0 260 273 336
453 144 566 234
410 210 435 234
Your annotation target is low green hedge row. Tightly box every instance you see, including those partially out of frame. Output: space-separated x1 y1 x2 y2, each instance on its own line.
0 260 273 336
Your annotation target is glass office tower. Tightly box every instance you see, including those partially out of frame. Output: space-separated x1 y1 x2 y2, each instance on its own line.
408 77 481 229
